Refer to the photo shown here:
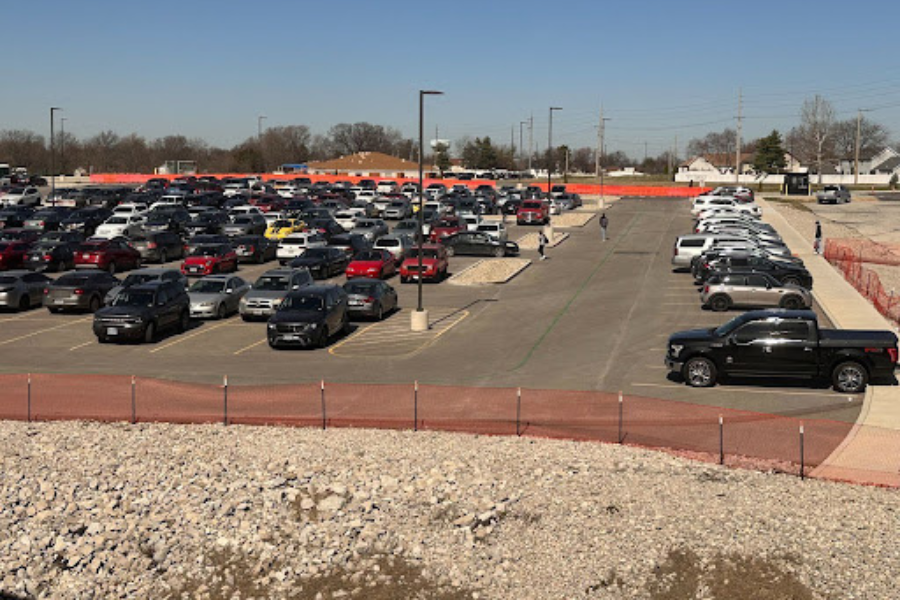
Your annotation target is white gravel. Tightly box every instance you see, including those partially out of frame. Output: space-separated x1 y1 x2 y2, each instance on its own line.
448 258 531 285
1 421 898 599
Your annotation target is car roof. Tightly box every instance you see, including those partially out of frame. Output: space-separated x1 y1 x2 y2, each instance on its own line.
287 284 341 297
126 281 167 291
197 274 231 281
130 268 180 276
262 268 301 277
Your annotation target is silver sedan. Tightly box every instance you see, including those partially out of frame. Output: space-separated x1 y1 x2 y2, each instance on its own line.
0 270 51 311
188 274 251 319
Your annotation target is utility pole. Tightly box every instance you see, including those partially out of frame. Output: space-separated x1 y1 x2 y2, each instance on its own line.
60 117 67 176
528 113 534 174
644 141 648 163
854 109 871 186
595 105 610 204
519 121 526 167
735 88 742 184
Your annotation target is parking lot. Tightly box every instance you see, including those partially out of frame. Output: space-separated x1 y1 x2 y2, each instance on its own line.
0 197 862 423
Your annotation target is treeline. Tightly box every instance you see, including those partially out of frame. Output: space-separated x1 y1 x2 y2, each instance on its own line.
0 122 415 174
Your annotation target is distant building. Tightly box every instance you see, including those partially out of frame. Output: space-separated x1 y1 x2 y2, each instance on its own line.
306 152 431 178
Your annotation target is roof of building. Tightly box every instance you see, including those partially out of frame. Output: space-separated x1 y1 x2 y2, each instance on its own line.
307 152 425 172
875 156 900 172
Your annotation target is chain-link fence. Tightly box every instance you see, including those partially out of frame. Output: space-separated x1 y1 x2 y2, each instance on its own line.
0 373 879 485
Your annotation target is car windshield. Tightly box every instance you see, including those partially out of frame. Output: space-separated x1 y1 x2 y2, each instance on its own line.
0 276 18 284
376 239 399 248
344 282 376 294
113 290 156 307
122 274 157 286
190 246 222 257
437 220 457 227
281 295 324 311
396 222 416 229
354 251 383 261
107 217 128 224
356 220 377 228
409 249 439 259
714 315 750 337
272 220 293 228
190 280 226 293
300 249 328 259
254 276 289 291
77 243 105 252
522 202 542 209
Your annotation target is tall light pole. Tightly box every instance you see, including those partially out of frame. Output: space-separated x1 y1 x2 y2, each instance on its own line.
854 108 872 186
412 90 443 332
60 117 67 177
50 107 62 201
547 107 562 196
257 115 267 174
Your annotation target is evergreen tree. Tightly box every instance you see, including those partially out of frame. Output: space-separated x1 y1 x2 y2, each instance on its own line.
752 130 787 173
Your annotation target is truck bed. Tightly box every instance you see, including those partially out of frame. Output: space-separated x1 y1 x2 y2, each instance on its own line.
819 329 898 348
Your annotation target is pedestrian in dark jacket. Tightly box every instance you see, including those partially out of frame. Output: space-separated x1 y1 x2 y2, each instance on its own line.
538 231 548 260
814 220 823 254
599 213 609 241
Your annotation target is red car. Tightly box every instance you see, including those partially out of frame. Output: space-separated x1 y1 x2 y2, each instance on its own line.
430 216 464 242
181 243 239 276
400 244 449 283
74 239 141 274
345 249 397 279
0 240 31 270
516 200 550 225
250 195 287 213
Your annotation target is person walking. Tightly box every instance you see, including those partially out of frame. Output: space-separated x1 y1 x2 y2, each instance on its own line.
814 220 823 254
538 230 548 261
599 212 609 241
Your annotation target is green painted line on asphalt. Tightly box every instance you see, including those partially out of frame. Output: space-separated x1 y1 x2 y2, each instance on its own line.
511 213 641 371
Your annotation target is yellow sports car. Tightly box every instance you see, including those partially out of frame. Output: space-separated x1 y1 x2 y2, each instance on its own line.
265 218 306 240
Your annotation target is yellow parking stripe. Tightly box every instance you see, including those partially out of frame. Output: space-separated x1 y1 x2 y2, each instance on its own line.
149 320 235 354
0 317 91 347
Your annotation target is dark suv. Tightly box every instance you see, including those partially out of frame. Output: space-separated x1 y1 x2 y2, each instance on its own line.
266 284 349 349
699 256 813 289
92 280 191 343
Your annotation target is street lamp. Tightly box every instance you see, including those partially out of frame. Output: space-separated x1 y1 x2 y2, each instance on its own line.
412 89 443 332
547 107 562 198
258 115 267 174
60 117 67 177
50 107 62 201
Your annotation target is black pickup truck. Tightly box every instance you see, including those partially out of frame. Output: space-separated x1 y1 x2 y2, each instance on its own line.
666 310 898 393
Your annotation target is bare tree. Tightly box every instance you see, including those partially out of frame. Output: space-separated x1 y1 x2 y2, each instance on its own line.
0 130 48 172
686 128 737 158
327 122 405 156
831 116 889 161
799 95 835 184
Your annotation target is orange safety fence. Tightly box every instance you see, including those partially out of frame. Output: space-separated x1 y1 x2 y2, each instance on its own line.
0 373 874 485
825 238 900 325
87 172 706 197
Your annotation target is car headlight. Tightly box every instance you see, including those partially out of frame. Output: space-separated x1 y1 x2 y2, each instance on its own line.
267 323 277 329
239 297 248 307
669 344 684 357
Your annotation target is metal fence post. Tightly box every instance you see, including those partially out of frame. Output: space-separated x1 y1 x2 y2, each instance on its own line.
27 373 31 423
718 415 724 465
223 375 229 426
799 422 805 480
320 380 326 430
413 381 419 431
131 375 136 425
516 387 521 437
617 391 623 444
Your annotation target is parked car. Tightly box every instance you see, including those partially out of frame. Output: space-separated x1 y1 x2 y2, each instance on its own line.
74 239 142 273
700 272 812 312
517 200 550 225
476 221 508 242
429 216 465 242
666 309 898 393
0 229 40 244
373 233 414 263
60 207 112 236
184 211 229 236
351 218 389 242
188 274 251 319
130 231 185 264
94 215 145 239
44 270 121 313
672 234 789 269
277 232 328 265
184 234 230 256
0 270 51 310
694 255 813 288
38 230 84 245
0 240 32 270
0 206 34 229
104 268 188 305
345 249 397 279
266 285 350 349
24 241 76 272
239 267 314 321
329 233 371 258
0 187 41 207
142 207 191 234
93 281 191 344
265 218 305 240
288 247 351 279
399 244 449 283
181 243 239 276
383 199 412 220
816 185 851 204
23 207 70 232
441 231 519 257
222 213 268 237
233 234 277 263
342 278 398 320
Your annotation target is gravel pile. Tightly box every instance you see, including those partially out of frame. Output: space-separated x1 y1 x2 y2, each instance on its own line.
2 421 898 599
448 258 531 286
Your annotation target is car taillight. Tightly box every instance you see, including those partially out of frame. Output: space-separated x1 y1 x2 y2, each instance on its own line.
44 254 53 260
43 288 49 295
889 348 898 364
147 242 157 248
366 296 376 303
703 285 709 294
74 289 84 295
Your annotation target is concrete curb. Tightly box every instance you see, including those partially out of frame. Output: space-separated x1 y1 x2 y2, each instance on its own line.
446 258 532 286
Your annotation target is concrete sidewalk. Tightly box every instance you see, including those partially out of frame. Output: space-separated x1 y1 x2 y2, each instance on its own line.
756 197 900 486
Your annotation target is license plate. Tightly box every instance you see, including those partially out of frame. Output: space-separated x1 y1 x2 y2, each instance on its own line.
54 299 65 304
190 267 201 273
83 253 91 258
107 328 118 335
282 335 300 341
349 301 362 306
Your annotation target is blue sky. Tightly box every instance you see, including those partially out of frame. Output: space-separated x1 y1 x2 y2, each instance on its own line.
4 0 900 158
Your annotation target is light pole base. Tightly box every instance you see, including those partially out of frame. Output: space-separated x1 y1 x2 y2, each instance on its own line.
411 309 429 332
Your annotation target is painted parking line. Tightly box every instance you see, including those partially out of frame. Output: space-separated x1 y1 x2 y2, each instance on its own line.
0 311 53 323
234 338 267 355
69 339 95 351
149 320 237 354
630 382 841 398
0 317 92 347
330 308 469 358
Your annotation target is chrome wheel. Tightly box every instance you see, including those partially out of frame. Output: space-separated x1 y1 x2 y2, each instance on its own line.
684 357 716 388
833 362 867 394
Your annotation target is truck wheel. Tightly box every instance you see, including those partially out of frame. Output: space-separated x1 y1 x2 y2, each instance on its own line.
832 361 868 394
144 322 156 344
683 357 717 388
709 295 731 312
178 311 190 333
782 276 801 286
446 246 455 257
780 295 802 309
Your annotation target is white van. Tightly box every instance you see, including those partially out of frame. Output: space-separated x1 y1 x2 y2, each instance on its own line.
276 232 327 264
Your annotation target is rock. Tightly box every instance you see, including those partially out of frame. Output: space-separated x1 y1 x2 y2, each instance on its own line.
317 495 345 513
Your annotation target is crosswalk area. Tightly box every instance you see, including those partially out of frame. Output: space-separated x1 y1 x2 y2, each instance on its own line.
329 307 468 358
